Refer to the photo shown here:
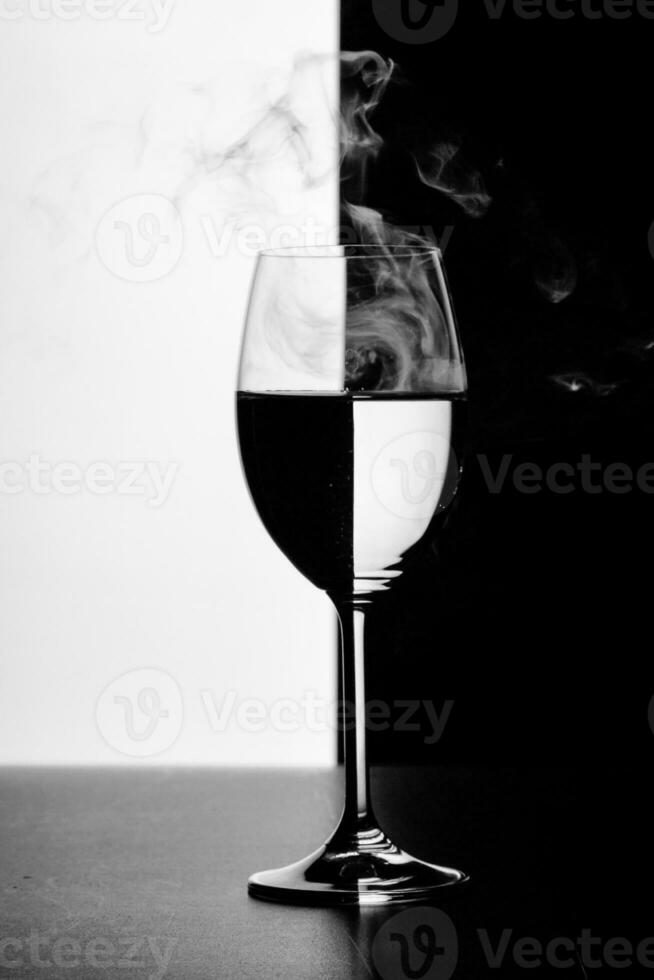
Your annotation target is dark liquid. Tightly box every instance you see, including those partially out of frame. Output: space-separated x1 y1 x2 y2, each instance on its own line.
237 391 465 598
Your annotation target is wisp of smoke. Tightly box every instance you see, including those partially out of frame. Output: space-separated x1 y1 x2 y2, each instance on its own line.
414 143 492 219
344 204 464 393
550 372 620 397
339 51 480 393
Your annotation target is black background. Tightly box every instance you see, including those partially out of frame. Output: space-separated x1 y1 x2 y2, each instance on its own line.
341 0 654 765
340 0 654 960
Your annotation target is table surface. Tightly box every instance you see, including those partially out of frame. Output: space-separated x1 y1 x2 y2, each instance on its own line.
0 766 650 979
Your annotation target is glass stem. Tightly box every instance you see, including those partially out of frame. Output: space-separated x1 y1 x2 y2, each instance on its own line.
333 600 377 836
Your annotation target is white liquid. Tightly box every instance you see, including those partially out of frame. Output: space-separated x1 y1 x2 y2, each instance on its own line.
352 398 456 595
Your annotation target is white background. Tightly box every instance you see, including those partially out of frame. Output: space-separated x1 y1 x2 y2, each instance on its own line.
0 0 338 764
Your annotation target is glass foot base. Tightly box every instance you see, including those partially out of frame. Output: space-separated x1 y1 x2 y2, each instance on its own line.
248 827 468 906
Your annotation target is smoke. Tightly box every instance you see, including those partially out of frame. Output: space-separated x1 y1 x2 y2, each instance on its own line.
621 334 654 360
338 50 647 413
340 50 492 222
511 201 578 306
242 244 346 392
340 50 394 186
344 249 464 393
414 142 492 219
33 44 600 400
341 204 462 392
338 52 485 393
30 54 339 260
345 202 428 250
550 372 620 397
533 246 578 304
242 49 488 395
171 53 338 218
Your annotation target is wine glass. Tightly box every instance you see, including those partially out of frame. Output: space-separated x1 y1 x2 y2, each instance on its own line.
237 243 467 905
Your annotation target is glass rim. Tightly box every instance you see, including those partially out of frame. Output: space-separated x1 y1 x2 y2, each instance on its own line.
257 243 443 259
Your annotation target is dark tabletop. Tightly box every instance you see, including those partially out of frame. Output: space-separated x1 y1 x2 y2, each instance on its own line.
0 766 651 979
